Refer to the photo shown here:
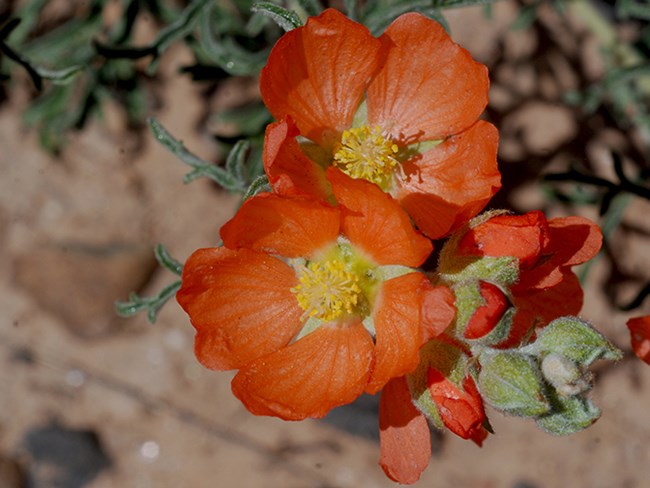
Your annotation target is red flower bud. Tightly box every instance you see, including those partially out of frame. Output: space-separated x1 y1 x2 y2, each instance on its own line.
464 281 509 340
427 367 486 443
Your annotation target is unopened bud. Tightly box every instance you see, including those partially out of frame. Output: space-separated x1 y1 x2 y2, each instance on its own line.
407 340 469 431
522 317 622 366
463 281 510 340
427 367 487 444
478 351 550 417
540 353 592 397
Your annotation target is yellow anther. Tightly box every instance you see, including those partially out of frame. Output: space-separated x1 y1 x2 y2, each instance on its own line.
333 125 400 189
291 259 363 322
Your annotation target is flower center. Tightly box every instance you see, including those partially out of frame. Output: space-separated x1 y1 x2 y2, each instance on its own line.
291 259 363 322
333 125 399 189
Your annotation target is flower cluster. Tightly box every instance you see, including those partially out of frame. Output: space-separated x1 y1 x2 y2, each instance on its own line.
379 211 620 483
176 8 621 485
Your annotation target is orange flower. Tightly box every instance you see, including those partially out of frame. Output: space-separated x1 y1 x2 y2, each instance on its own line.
457 211 603 347
177 169 435 420
260 9 501 239
627 315 650 364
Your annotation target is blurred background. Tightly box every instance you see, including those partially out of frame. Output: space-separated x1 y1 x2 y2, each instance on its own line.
2 0 650 486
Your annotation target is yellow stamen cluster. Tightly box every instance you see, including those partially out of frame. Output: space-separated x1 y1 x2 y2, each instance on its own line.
333 125 399 188
291 259 362 322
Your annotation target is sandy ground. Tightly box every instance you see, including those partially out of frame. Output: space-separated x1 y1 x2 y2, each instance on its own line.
2 2 650 487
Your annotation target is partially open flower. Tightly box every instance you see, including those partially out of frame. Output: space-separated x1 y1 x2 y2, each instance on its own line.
177 169 435 420
260 9 500 239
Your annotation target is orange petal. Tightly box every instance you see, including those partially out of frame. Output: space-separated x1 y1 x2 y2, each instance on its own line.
395 193 461 242
458 211 549 268
379 377 431 485
231 322 374 420
176 247 303 370
397 121 501 239
367 273 427 394
420 281 456 342
367 13 488 143
517 216 602 291
503 272 584 348
260 9 382 148
328 167 432 266
470 426 489 447
220 192 340 258
263 118 331 200
548 216 603 266
627 315 650 364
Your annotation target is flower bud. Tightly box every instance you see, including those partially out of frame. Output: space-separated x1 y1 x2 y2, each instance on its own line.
478 351 550 417
521 317 622 366
540 353 592 397
462 281 510 341
427 368 488 445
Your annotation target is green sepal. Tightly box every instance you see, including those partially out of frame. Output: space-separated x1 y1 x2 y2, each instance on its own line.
452 280 483 337
478 351 551 417
520 317 623 366
536 394 601 436
439 255 519 287
473 308 516 348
